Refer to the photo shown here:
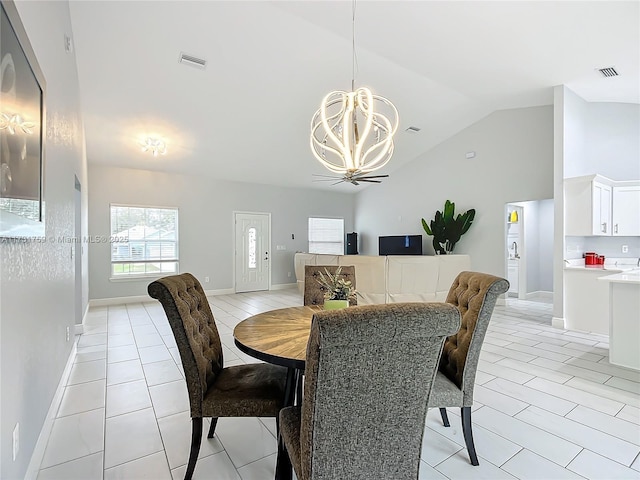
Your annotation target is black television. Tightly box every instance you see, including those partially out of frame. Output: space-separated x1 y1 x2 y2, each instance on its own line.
378 235 422 255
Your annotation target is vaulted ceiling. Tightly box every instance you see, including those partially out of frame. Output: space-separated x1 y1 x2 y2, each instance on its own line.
68 1 639 192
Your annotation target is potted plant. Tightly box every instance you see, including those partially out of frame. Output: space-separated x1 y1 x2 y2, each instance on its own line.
421 200 476 254
316 266 357 309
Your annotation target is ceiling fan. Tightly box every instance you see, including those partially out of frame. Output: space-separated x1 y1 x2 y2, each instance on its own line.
312 171 389 186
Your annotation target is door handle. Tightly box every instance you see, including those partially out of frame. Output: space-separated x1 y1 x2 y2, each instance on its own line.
614 224 618 234
601 222 607 233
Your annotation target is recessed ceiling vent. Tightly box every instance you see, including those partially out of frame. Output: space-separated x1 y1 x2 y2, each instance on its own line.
598 67 619 78
405 126 421 134
178 52 207 70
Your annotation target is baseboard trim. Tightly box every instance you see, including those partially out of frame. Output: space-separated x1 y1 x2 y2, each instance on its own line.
270 283 297 291
89 287 238 307
25 341 77 480
552 316 566 329
89 295 151 307
526 291 553 300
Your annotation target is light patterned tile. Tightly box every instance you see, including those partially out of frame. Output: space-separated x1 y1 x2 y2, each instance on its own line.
421 429 464 467
477 360 535 384
236 453 276 480
567 449 640 479
482 343 537 362
515 406 639 466
157 412 224 469
143 359 183 386
501 449 585 480
104 451 171 480
484 378 576 416
616 405 640 425
472 407 582 467
434 451 518 479
565 357 640 383
563 377 638 409
37 451 103 480
425 408 522 467
495 357 572 384
605 376 640 395
40 409 105 469
503 342 572 363
567 405 640 446
171 451 241 480
534 342 604 363
530 357 611 383
215 417 277 468
472 385 529 416
104 408 163 469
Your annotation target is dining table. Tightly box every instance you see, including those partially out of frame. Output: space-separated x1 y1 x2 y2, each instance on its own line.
233 305 321 406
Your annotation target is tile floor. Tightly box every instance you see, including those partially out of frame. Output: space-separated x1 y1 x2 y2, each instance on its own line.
36 289 640 480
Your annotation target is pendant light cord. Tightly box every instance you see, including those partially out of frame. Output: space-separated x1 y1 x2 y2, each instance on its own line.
352 0 356 91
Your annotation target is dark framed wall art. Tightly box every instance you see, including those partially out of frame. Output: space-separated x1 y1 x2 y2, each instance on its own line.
0 0 45 237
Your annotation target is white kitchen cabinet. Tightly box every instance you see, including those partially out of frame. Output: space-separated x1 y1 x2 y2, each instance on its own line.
612 185 640 236
565 175 612 236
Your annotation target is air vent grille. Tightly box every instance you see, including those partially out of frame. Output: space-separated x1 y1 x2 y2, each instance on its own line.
178 52 207 70
598 67 619 78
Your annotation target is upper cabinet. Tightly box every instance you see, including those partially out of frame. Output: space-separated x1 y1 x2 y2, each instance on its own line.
612 186 640 236
565 175 639 237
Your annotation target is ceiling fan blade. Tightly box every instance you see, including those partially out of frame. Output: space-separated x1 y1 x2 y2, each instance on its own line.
358 179 382 183
312 173 343 178
360 174 389 179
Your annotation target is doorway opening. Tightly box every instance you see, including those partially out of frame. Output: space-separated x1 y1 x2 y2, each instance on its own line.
504 200 554 301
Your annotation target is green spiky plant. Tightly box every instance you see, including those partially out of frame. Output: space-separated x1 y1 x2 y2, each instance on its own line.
421 200 476 254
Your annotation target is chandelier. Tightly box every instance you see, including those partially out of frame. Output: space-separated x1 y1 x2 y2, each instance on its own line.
140 137 167 157
310 2 399 185
0 112 35 135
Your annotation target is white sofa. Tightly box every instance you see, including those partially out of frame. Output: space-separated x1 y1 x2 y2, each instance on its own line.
294 253 471 305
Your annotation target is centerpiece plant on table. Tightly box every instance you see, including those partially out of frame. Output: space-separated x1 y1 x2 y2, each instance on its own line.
316 266 357 309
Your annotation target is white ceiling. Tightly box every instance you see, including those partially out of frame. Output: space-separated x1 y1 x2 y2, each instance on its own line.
68 1 639 192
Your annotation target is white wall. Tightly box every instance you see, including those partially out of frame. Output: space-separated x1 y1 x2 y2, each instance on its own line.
88 165 355 300
537 199 554 292
523 199 554 294
354 106 554 278
0 1 88 478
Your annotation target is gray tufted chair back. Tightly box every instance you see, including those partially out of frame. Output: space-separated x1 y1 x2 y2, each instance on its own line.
299 303 460 480
148 273 223 417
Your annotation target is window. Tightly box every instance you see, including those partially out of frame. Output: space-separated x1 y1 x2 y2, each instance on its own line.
308 217 344 255
110 205 178 278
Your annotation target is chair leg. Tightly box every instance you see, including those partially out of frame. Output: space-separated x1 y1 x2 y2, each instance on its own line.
439 408 450 427
185 418 203 480
461 407 479 466
274 434 293 480
207 417 218 438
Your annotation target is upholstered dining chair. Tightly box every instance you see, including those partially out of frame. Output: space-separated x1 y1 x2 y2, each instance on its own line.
148 273 288 480
428 271 509 466
276 303 461 480
303 265 357 306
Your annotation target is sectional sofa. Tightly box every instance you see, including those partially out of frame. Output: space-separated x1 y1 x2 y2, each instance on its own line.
294 253 471 305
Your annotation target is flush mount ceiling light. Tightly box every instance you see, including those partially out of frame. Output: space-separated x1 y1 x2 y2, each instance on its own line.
140 137 167 157
310 0 399 186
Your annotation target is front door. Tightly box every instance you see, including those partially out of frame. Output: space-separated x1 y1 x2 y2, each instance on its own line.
234 212 270 293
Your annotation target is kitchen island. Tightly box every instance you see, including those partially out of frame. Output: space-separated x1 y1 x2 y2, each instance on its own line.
598 269 640 371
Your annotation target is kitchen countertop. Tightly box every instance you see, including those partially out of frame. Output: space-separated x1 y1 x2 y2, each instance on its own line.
597 269 640 284
564 258 638 272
